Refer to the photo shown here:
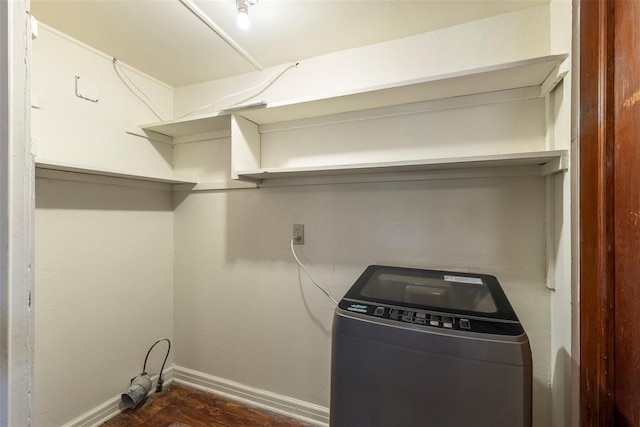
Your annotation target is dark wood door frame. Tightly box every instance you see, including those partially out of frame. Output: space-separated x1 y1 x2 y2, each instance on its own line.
580 0 616 425
581 0 640 425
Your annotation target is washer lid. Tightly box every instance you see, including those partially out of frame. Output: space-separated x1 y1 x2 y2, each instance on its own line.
343 265 519 322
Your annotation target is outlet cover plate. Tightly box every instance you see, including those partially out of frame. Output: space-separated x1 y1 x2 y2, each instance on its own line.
293 224 304 245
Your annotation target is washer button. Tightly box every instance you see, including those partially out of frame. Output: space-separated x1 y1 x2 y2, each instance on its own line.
443 316 454 328
429 314 440 326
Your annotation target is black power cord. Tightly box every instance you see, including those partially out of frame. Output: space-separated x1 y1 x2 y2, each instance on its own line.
142 338 171 393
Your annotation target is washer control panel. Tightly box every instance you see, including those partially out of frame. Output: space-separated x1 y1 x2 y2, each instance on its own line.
340 300 523 336
382 307 465 330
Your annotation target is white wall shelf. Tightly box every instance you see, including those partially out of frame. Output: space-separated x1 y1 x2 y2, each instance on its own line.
239 54 568 125
137 54 569 187
173 181 257 192
235 150 569 184
35 159 197 185
140 54 568 139
141 112 230 139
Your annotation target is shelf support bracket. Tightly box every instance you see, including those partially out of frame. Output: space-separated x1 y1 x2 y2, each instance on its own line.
125 126 174 145
231 114 261 180
540 60 570 97
545 175 557 290
540 153 569 176
540 154 569 176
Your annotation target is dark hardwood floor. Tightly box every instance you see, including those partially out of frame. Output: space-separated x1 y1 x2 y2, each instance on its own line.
101 384 314 427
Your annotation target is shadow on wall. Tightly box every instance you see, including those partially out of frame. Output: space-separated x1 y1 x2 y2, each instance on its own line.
219 176 551 423
169 175 552 422
221 177 546 280
35 177 174 211
533 376 552 427
259 99 544 170
295 265 332 338
552 347 573 427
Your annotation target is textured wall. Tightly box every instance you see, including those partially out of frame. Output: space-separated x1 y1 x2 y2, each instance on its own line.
173 176 552 425
174 6 550 117
171 6 559 426
31 25 174 178
30 5 571 426
34 178 174 426
32 24 178 426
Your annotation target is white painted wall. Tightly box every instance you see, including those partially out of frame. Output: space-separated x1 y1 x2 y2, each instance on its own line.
548 1 575 426
31 24 175 178
29 5 574 427
2 1 34 425
173 176 552 425
174 6 550 118
0 1 8 418
570 3 581 425
173 137 233 184
171 9 563 426
259 98 545 169
32 25 176 427
34 177 174 427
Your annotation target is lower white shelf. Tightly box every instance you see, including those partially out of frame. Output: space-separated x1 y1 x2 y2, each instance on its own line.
173 181 257 192
235 150 569 183
35 159 197 185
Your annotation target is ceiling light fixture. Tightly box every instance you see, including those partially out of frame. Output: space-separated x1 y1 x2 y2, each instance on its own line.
236 0 256 30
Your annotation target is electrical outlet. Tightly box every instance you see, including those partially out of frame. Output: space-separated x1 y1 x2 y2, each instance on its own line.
293 224 304 245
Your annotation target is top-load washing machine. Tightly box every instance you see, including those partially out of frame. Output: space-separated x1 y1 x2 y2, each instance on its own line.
331 265 531 427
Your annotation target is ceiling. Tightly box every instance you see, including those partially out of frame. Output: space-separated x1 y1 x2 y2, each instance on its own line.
30 0 546 87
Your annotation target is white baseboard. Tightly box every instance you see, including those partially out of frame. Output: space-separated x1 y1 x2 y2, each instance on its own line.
173 366 330 426
60 366 329 427
62 368 174 427
62 394 122 427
